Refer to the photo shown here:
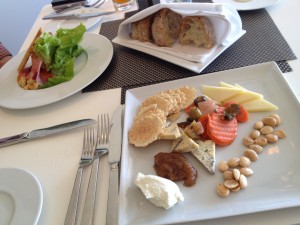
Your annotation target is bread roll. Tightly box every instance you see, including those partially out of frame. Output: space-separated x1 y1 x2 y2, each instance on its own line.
151 8 182 47
179 16 215 48
131 15 153 42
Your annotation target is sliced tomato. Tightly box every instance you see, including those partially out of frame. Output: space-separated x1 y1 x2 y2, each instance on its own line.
207 107 238 145
198 115 210 140
223 101 249 123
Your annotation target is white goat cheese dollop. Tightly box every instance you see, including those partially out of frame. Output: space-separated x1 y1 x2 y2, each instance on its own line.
135 172 184 209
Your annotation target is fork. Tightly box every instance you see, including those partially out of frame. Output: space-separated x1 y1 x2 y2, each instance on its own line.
80 114 110 225
64 126 97 225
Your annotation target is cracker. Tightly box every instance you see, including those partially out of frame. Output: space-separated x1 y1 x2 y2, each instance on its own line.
18 28 43 73
136 104 166 123
179 86 197 108
128 115 165 147
141 95 173 116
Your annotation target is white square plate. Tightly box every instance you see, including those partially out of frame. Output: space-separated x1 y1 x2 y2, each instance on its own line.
119 62 300 225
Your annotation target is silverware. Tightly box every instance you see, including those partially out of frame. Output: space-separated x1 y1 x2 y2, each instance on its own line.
64 126 97 225
106 105 123 225
80 114 110 225
0 119 96 148
42 11 115 20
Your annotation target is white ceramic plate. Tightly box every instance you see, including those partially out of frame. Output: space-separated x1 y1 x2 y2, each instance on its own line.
0 33 113 109
0 168 43 225
120 62 300 225
212 0 281 11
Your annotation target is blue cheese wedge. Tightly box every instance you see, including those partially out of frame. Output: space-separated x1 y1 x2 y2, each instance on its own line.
191 140 215 174
172 130 199 153
159 123 181 140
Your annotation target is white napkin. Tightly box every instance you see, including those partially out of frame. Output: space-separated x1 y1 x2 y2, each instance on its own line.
115 3 243 63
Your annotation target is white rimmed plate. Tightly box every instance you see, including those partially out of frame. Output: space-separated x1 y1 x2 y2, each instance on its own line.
0 33 113 109
0 168 43 225
212 0 281 11
120 62 300 225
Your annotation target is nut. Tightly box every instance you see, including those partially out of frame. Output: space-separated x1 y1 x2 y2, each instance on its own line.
224 179 239 189
265 133 278 143
243 137 254 147
269 114 281 125
260 126 273 135
218 160 229 172
249 144 263 154
240 167 254 177
227 157 240 168
223 170 234 180
217 184 230 197
231 185 241 192
249 130 260 139
273 130 286 139
262 117 277 127
239 156 251 167
244 149 258 162
254 121 264 130
239 174 248 189
254 136 268 146
232 168 241 181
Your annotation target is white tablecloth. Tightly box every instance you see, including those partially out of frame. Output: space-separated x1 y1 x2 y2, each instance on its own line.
1 0 300 225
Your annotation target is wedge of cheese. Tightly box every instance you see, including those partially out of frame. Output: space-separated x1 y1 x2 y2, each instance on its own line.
225 89 263 104
241 98 278 112
219 82 263 104
191 140 215 174
219 81 237 88
201 85 243 103
159 123 181 140
171 130 199 153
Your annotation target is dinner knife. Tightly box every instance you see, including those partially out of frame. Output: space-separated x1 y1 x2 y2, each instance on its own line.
106 105 123 225
0 119 96 148
42 11 115 20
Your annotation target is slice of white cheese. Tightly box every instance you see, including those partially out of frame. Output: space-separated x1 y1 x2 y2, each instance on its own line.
191 140 215 174
172 130 199 153
159 123 181 140
241 98 278 112
225 90 263 104
201 85 243 103
219 81 237 88
234 83 247 90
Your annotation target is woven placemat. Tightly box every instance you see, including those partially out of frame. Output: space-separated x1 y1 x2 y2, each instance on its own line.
83 0 297 104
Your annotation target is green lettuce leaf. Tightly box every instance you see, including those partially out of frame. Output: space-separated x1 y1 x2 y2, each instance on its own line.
33 23 86 88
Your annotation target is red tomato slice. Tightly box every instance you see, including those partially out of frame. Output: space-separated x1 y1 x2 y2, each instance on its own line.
207 107 238 145
198 115 210 140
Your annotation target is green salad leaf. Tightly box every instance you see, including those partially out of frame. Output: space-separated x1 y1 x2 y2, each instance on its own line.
33 23 86 88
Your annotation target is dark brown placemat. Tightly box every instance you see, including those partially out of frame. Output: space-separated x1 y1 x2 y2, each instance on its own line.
83 0 297 104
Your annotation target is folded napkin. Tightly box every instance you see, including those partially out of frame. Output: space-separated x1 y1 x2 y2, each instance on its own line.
115 3 244 63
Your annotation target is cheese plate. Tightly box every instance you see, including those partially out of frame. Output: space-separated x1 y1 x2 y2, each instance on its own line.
120 62 300 225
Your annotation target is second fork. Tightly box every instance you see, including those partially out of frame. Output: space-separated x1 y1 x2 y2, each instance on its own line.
80 114 110 225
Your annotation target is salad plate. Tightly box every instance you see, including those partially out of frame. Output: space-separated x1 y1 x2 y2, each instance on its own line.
0 167 43 225
212 0 281 11
0 33 113 109
120 62 300 225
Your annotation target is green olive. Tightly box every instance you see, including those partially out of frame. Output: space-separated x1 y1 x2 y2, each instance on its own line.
189 107 202 120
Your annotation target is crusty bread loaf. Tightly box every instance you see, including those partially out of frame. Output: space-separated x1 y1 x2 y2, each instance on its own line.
131 16 153 42
151 8 182 47
179 16 215 48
